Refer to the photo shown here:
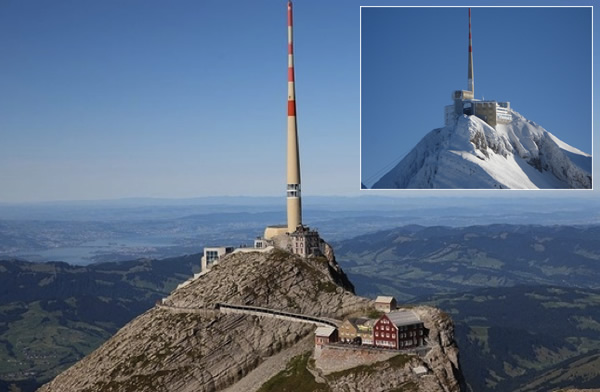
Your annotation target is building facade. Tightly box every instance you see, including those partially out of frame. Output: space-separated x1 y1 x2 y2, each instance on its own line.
289 225 322 257
355 318 375 346
445 97 512 128
339 317 374 345
339 319 358 343
373 311 425 350
373 314 398 349
375 296 397 313
201 246 234 272
315 326 338 347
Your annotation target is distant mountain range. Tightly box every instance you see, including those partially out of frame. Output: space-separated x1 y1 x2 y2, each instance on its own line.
335 224 600 299
372 111 591 189
3 197 600 266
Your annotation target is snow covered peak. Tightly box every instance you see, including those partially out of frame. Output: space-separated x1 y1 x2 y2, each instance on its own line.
372 111 591 189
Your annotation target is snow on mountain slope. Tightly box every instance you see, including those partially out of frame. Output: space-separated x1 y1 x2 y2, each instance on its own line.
372 111 591 189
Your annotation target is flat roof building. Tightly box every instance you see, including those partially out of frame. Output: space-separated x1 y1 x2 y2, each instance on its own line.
201 246 234 273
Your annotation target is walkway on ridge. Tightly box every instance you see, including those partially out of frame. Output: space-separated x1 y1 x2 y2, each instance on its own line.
216 302 341 328
157 301 340 328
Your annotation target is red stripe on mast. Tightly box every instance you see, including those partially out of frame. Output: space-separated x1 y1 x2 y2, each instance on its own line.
467 7 474 93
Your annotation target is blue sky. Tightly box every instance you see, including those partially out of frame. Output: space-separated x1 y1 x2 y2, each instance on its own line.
361 6 593 187
0 0 598 202
0 0 360 201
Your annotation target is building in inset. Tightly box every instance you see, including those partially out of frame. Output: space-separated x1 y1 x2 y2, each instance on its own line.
446 98 511 128
375 296 397 313
373 310 425 350
444 8 512 128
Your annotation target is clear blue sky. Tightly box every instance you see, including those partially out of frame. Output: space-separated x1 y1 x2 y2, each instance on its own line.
0 0 361 202
0 0 598 202
361 6 593 186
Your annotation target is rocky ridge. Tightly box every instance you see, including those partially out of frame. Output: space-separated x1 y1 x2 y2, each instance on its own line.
39 247 463 392
373 111 591 189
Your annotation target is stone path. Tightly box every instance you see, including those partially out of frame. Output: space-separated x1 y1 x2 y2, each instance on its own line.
156 304 219 317
157 302 340 327
217 302 341 328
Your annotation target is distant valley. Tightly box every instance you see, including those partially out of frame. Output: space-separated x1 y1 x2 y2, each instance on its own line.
335 224 600 391
1 197 599 265
0 255 197 391
423 285 600 392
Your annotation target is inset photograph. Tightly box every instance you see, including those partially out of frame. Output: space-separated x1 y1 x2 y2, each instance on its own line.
361 7 592 190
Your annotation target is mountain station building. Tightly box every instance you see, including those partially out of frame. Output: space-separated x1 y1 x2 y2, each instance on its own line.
373 310 425 350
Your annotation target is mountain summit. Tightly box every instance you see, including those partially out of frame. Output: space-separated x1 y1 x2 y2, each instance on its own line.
372 111 591 189
38 247 462 392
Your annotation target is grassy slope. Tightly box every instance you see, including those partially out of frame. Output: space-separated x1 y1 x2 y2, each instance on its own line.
257 352 330 392
257 352 413 392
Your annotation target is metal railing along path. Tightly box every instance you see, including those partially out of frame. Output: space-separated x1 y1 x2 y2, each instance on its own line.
216 302 341 328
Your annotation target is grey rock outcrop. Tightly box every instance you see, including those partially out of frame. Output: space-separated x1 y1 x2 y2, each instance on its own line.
414 306 464 392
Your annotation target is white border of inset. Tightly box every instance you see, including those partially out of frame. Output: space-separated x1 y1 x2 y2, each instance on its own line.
359 5 594 191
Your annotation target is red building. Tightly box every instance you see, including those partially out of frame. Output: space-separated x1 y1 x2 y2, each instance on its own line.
373 311 425 350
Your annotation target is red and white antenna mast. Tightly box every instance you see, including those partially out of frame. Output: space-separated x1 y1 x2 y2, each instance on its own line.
468 8 474 95
286 1 302 233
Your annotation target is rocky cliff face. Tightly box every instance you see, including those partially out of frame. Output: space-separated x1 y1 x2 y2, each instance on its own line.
38 247 463 392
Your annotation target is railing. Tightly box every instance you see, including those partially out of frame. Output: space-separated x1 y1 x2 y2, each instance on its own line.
216 302 340 328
